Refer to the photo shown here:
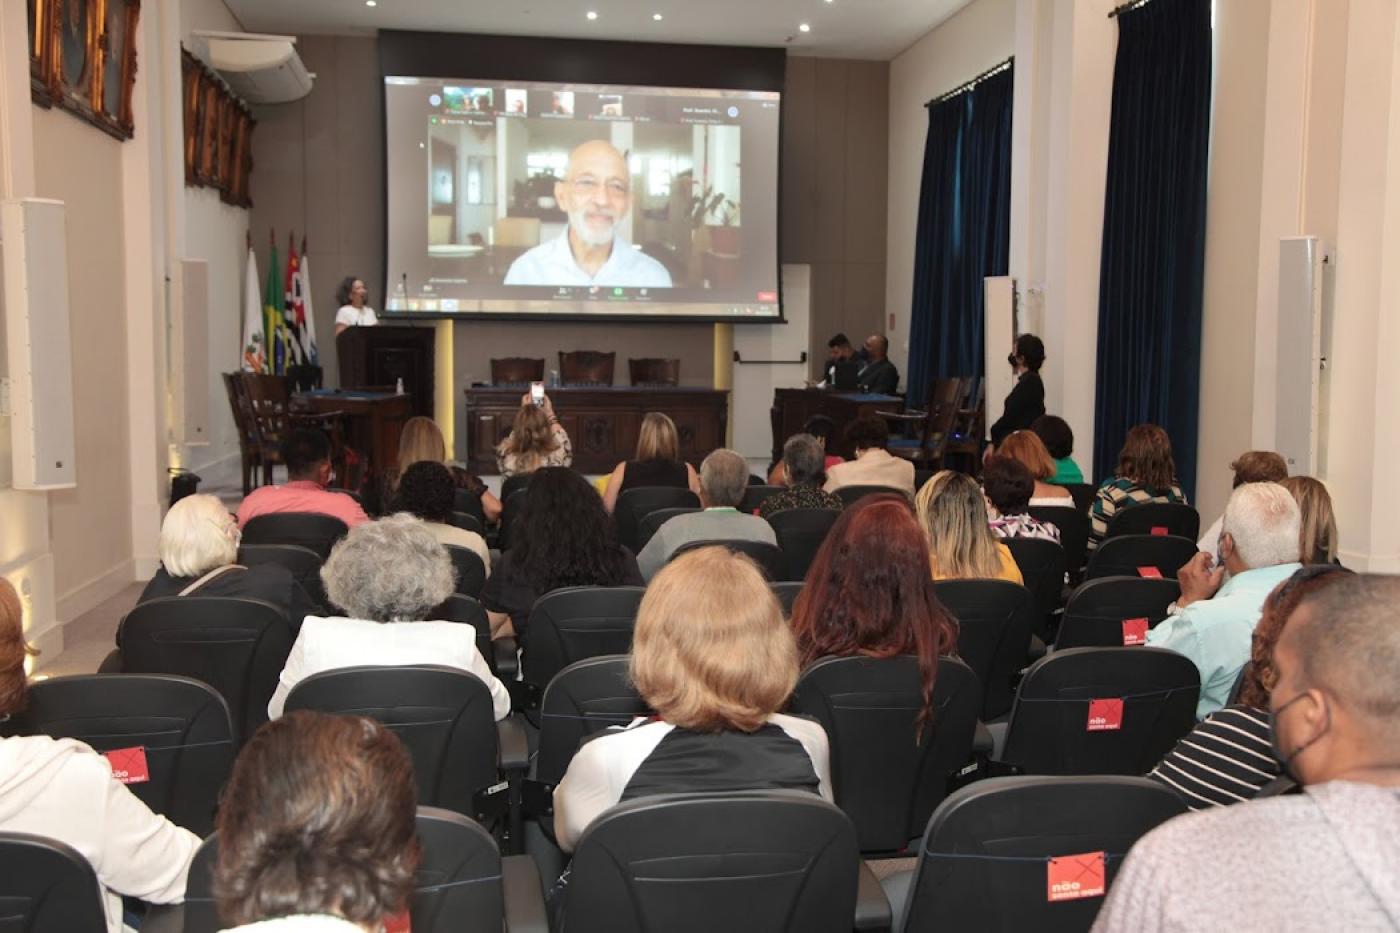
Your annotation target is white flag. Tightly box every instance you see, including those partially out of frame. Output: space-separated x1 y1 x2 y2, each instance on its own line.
241 246 265 373
297 252 320 367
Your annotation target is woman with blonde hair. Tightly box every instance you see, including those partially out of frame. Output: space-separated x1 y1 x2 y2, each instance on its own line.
552 547 832 852
915 471 1023 583
496 391 572 478
602 411 700 513
1279 475 1340 564
997 430 1073 506
1088 423 1188 550
372 416 501 522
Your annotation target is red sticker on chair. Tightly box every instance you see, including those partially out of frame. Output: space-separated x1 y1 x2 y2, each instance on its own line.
1047 851 1106 902
383 909 411 933
1087 698 1124 732
102 746 150 785
1150 526 1169 536
1136 566 1163 579
1122 618 1149 646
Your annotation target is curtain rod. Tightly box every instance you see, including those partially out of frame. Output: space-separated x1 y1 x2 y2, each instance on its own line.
924 56 1013 108
1108 0 1154 18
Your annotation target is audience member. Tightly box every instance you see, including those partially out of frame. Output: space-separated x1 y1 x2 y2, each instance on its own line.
0 579 200 933
997 430 1074 505
236 428 369 529
1196 450 1288 550
636 449 778 580
981 456 1061 543
856 334 900 395
390 461 491 576
1147 483 1302 719
1031 414 1084 485
758 434 843 519
371 416 500 523
768 414 843 485
823 415 916 497
789 495 958 727
553 547 832 852
1150 564 1353 810
268 515 508 720
602 412 699 513
213 712 419 932
482 467 642 636
989 333 1047 445
496 391 573 478
1094 574 1400 930
1088 424 1188 550
1279 475 1340 565
915 470 1024 584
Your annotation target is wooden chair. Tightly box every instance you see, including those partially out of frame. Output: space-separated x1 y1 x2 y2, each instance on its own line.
490 358 545 386
943 377 986 471
241 374 351 489
223 373 262 495
885 377 966 468
560 350 616 386
629 358 679 386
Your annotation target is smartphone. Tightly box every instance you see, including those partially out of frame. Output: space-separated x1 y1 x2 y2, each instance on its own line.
530 382 545 407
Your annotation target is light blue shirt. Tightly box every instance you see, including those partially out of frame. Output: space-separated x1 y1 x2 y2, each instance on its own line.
1147 561 1301 719
503 232 673 288
635 507 777 581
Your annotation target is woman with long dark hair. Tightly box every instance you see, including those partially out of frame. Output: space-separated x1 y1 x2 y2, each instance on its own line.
482 467 643 637
789 495 959 728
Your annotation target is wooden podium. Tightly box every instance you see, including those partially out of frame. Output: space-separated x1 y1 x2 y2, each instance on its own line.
336 325 434 418
770 388 902 462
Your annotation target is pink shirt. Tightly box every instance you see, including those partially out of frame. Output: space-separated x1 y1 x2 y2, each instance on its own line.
236 480 370 529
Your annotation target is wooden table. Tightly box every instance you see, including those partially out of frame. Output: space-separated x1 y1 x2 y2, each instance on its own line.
295 389 413 480
464 386 729 475
771 388 903 462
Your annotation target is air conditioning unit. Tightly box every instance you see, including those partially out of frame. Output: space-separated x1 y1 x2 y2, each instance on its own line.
194 31 313 104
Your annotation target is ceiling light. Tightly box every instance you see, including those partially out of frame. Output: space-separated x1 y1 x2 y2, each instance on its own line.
586 10 598 19
365 0 376 6
653 12 663 20
798 22 811 32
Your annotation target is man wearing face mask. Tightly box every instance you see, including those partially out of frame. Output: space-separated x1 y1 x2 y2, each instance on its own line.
1147 483 1301 719
988 333 1046 446
1093 573 1400 931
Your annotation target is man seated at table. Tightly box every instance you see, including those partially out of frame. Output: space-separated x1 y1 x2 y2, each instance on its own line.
236 428 369 529
636 448 777 580
856 335 899 395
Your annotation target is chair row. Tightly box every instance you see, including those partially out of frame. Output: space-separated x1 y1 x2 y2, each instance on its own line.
491 352 680 387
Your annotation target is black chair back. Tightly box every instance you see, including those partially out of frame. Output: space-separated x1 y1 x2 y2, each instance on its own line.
1003 538 1068 642
497 488 530 552
933 580 1036 720
1084 534 1198 581
535 656 649 788
444 544 487 598
563 791 859 933
1028 506 1090 578
1001 647 1200 775
1105 502 1200 541
615 486 701 552
240 512 349 559
1055 576 1180 649
790 656 980 854
898 776 1187 932
768 508 842 582
237 543 327 615
771 581 804 616
739 484 785 513
636 506 701 551
670 539 785 580
1064 482 1096 513
284 665 498 817
834 484 905 507
430 594 495 674
3 674 233 836
500 472 533 502
117 597 293 745
522 586 646 691
0 832 107 931
454 487 486 525
448 511 486 537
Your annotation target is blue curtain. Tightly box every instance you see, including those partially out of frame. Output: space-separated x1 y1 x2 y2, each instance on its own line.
906 63 1014 408
1092 0 1212 496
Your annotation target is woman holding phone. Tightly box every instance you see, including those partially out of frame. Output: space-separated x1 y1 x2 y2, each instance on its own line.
496 389 572 478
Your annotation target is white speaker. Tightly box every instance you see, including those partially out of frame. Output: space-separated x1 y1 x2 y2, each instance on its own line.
171 258 210 447
2 198 76 490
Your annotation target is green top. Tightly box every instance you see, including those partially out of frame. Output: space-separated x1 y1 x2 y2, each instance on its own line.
1050 457 1084 485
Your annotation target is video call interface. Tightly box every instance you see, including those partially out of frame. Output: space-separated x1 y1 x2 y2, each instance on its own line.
383 76 782 320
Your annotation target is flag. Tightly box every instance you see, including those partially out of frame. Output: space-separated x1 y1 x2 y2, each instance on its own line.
264 239 284 375
283 242 305 369
241 245 265 373
297 250 320 366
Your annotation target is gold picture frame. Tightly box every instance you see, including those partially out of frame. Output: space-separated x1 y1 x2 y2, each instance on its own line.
30 0 140 139
181 46 256 206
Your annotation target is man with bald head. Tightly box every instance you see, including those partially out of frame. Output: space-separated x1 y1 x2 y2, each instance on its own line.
1093 573 1400 930
855 334 899 395
504 140 673 288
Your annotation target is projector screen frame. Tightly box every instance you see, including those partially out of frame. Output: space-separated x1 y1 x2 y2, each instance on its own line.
377 30 788 325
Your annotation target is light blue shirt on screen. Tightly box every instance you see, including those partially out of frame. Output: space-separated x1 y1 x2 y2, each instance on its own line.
1146 561 1302 719
503 232 673 288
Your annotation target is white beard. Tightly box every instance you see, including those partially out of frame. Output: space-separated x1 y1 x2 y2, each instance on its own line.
569 208 617 248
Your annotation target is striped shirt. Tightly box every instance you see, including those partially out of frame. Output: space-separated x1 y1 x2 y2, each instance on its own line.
1148 705 1279 809
1087 476 1188 550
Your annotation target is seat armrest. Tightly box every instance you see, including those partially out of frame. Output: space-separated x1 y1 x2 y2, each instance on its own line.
972 720 993 755
494 637 520 679
502 854 550 933
141 905 184 933
497 716 531 774
854 859 893 931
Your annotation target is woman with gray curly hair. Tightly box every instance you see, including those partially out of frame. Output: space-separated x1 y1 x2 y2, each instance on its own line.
267 515 509 720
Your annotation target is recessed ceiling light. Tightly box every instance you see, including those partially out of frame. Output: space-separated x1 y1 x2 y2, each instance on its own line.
653 12 663 20
586 10 598 19
365 0 376 6
798 22 811 32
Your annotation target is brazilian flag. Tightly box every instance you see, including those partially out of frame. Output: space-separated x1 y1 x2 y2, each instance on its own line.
263 240 284 375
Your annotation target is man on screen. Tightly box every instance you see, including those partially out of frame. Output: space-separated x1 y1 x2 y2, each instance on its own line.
504 140 674 289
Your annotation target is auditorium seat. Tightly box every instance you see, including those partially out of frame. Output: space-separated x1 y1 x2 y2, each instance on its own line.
1003 537 1069 642
240 512 349 560
770 581 804 615
521 586 646 697
1027 505 1090 579
449 511 487 537
835 484 908 507
1084 534 1198 581
670 539 785 580
429 593 509 678
790 656 980 856
454 487 487 525
445 544 487 599
636 506 701 551
1064 482 1097 513
932 580 1036 720
885 776 1187 932
628 357 679 386
559 349 615 386
739 484 784 514
767 508 841 581
0 832 107 931
615 486 701 552
490 357 545 387
1105 501 1200 541
237 542 327 617
1054 576 1180 649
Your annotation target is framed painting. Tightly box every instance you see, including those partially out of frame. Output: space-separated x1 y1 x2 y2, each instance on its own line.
182 49 201 182
29 0 59 104
95 0 140 138
55 0 97 114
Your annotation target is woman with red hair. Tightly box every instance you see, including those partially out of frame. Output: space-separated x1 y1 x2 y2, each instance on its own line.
788 494 959 727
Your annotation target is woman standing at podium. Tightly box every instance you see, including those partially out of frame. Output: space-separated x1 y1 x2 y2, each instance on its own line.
334 276 378 335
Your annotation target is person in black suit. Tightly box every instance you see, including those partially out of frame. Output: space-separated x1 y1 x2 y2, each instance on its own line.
856 335 900 395
989 333 1047 445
